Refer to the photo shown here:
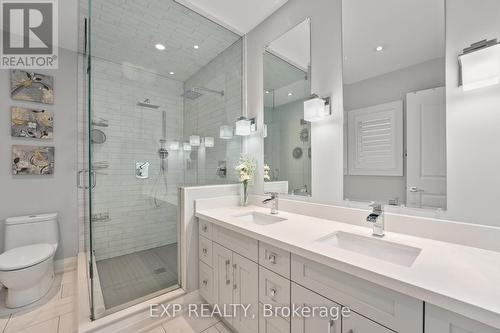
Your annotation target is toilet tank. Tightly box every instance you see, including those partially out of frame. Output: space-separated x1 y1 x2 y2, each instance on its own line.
4 213 59 251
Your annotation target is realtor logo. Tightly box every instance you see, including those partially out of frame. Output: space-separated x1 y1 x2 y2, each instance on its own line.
1 0 58 69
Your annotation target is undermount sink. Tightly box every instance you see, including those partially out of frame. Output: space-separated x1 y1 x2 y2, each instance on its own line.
234 211 287 225
317 231 421 267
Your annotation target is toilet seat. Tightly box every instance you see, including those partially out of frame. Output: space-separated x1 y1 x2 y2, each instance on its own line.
0 244 54 271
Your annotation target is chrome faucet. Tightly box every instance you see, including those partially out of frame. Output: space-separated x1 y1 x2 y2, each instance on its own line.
262 192 279 214
366 203 385 237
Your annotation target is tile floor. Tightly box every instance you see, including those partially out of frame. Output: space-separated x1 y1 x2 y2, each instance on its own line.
142 309 232 333
96 243 178 309
0 269 76 333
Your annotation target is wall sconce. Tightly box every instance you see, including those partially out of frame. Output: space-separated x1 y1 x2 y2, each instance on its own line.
203 137 215 148
235 116 256 136
304 94 332 122
189 135 200 146
219 125 233 139
169 141 180 151
183 142 191 151
459 39 500 91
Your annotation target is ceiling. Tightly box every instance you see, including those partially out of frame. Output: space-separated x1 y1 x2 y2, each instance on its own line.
90 0 241 81
264 52 310 108
267 19 310 71
175 0 289 35
342 0 445 84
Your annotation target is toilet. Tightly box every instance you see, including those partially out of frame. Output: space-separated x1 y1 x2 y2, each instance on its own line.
0 213 59 308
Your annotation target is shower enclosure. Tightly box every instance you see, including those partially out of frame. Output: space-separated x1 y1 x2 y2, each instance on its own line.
81 0 243 319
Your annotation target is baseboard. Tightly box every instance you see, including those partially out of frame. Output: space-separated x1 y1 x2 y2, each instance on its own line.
55 256 77 274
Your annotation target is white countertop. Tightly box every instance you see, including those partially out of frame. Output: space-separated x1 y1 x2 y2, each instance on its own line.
196 205 500 329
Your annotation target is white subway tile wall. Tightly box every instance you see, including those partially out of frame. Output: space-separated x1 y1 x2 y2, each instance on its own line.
78 45 243 260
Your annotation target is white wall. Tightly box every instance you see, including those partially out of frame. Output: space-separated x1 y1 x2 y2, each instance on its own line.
445 0 500 226
343 58 445 204
0 0 79 260
246 0 344 204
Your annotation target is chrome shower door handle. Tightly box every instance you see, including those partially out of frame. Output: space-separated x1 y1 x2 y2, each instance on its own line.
77 170 88 189
90 170 97 189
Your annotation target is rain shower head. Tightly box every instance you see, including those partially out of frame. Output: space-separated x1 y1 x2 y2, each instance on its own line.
182 89 203 100
182 87 224 100
137 99 160 109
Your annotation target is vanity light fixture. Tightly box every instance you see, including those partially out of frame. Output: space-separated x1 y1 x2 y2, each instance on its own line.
155 43 165 50
219 125 233 139
265 90 270 94
287 92 293 96
169 71 175 75
304 94 332 122
189 135 201 146
183 142 192 151
235 116 256 136
459 39 500 91
169 140 180 151
203 137 215 148
376 45 384 52
193 45 199 49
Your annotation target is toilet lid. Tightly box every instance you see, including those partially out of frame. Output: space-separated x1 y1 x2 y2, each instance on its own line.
0 243 54 271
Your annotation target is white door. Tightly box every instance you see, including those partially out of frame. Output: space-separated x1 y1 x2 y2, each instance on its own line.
406 87 446 209
212 243 234 326
232 253 259 333
291 283 341 333
342 311 393 333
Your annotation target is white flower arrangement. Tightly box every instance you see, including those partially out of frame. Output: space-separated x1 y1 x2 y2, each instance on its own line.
264 163 271 181
235 155 256 184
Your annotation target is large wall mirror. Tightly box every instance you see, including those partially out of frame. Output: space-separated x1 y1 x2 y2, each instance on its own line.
342 0 446 210
263 19 312 196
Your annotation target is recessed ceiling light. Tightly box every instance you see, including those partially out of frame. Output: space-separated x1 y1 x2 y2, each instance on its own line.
169 71 175 75
376 45 384 52
193 45 199 49
155 44 165 51
288 92 293 96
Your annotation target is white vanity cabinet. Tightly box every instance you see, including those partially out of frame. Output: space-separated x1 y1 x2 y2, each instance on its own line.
425 304 500 333
199 221 259 333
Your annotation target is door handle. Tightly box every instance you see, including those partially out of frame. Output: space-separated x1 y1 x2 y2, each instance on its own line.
77 170 88 189
408 186 423 193
225 260 230 285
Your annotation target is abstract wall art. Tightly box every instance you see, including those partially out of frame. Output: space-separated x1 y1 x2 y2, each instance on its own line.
12 145 55 175
10 70 54 104
11 107 54 139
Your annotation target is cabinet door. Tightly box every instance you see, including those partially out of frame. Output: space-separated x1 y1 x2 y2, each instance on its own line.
425 304 500 333
291 283 341 333
260 303 291 333
233 253 259 333
342 311 393 333
212 243 234 325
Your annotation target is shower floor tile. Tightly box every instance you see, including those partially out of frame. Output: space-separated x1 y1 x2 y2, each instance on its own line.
96 243 178 310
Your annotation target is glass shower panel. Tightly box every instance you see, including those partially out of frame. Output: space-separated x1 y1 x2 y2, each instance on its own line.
86 0 243 319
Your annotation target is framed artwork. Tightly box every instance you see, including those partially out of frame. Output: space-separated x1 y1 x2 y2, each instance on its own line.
11 107 54 139
10 70 54 104
12 145 55 175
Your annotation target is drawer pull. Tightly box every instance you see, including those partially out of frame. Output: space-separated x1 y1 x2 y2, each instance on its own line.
202 225 208 232
202 248 208 254
268 253 277 264
225 260 231 285
328 319 336 333
202 279 208 286
269 288 277 298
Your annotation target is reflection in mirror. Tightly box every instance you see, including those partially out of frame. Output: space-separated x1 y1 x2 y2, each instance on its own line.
263 19 311 196
342 0 446 209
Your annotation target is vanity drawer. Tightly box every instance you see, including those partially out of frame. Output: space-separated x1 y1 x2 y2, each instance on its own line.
259 242 290 278
199 219 213 239
199 261 214 304
259 266 291 317
199 235 213 267
343 311 393 333
291 254 423 333
213 225 258 262
259 303 291 333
